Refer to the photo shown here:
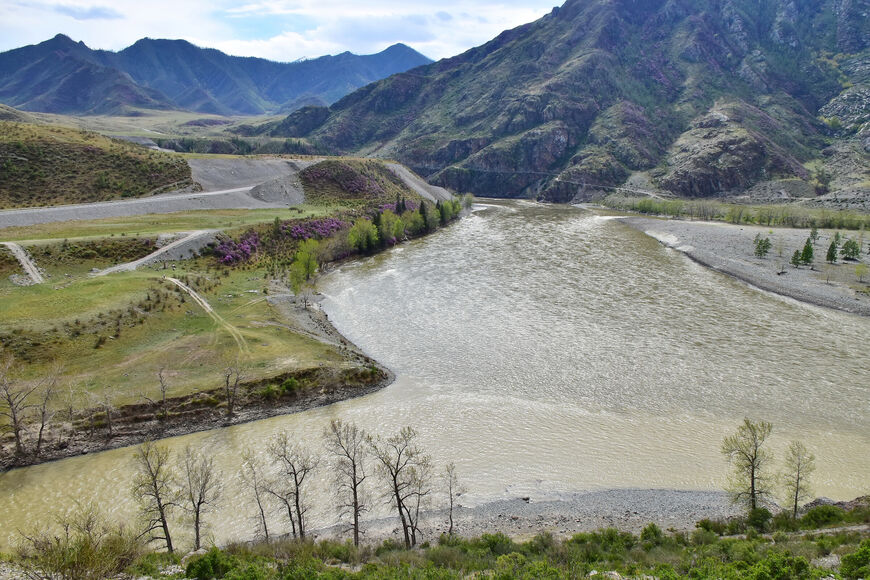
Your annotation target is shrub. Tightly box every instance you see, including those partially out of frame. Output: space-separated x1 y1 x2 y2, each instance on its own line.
841 539 870 579
696 518 728 535
280 377 300 394
641 523 663 545
186 547 238 579
748 550 811 580
748 508 772 532
801 505 845 528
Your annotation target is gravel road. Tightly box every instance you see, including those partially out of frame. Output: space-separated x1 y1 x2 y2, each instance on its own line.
1 241 44 283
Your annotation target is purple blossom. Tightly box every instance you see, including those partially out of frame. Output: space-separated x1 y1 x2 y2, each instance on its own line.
215 231 261 264
285 217 348 240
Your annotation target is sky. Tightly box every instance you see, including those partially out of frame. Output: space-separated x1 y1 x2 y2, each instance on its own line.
0 0 562 61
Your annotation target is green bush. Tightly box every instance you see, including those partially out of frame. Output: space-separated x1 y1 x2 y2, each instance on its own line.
696 518 728 535
801 505 845 528
748 508 773 532
748 551 811 580
280 377 300 394
186 547 238 579
841 539 870 579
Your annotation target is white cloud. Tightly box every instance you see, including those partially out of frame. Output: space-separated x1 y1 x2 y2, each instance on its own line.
0 0 560 60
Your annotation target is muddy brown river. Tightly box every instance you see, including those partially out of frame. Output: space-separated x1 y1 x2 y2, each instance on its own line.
1 201 867 549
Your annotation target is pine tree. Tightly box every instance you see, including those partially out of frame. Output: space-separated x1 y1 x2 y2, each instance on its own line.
800 238 814 267
790 250 802 268
826 239 838 263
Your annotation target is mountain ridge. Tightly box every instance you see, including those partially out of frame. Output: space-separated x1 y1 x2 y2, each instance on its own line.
264 0 870 204
0 34 432 116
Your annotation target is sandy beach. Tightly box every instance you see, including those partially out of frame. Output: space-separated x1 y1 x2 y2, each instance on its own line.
619 215 870 316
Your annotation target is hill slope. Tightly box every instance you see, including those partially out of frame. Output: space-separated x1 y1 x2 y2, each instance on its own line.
270 0 870 204
0 35 432 116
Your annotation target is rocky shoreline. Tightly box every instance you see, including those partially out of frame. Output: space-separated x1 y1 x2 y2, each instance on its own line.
618 215 870 316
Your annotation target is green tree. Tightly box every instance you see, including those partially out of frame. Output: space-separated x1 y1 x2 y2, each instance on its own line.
753 234 772 258
841 238 860 260
293 239 319 281
781 441 815 519
790 250 802 269
809 226 819 245
378 210 401 245
826 239 838 263
800 238 814 267
856 263 869 283
721 419 773 511
347 219 379 253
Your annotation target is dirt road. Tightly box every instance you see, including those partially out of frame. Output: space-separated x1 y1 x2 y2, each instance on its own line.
1 241 44 283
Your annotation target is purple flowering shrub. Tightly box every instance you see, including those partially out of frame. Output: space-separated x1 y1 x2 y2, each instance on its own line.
300 161 384 198
284 217 348 240
215 230 261 264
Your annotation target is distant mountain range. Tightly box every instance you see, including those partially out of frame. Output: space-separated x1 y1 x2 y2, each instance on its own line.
262 0 870 202
0 34 432 116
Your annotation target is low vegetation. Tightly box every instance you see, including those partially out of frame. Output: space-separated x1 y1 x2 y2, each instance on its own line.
0 121 192 208
603 195 870 231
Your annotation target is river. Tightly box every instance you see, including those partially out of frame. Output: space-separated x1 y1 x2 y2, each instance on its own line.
1 201 867 549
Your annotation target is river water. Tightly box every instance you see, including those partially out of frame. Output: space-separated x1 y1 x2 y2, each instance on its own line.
1 201 867 549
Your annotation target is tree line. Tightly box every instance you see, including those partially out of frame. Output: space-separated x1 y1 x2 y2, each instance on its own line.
131 420 463 554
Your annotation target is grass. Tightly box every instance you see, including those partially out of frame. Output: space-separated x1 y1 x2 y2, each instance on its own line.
0 121 191 208
0 206 335 243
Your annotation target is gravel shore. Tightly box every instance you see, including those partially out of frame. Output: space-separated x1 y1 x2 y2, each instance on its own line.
619 216 870 316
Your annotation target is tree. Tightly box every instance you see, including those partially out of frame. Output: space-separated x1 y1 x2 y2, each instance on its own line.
443 462 465 536
809 226 819 245
144 368 170 421
347 219 379 253
827 239 839 263
268 432 318 539
370 426 432 548
325 419 369 546
0 353 39 458
293 239 320 280
132 441 178 553
753 234 772 258
856 263 868 283
34 367 59 457
222 365 242 418
240 451 270 543
800 238 814 267
180 445 222 550
841 238 860 260
721 419 773 510
781 441 815 519
790 250 802 269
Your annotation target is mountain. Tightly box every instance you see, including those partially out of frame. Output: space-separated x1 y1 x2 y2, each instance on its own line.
0 35 432 116
267 0 870 203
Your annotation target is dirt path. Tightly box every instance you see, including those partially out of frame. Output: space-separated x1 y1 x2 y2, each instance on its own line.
1 241 44 283
386 163 453 202
92 230 216 276
166 277 250 354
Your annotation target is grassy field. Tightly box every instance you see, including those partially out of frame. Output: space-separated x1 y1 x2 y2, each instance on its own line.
0 206 335 242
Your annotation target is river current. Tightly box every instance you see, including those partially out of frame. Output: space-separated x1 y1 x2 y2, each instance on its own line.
1 201 867 548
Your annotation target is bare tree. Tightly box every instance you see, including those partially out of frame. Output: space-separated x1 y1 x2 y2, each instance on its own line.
180 445 222 550
222 365 242 418
324 419 369 545
144 368 170 421
0 353 38 458
370 426 432 548
33 365 61 457
267 431 318 539
721 418 774 510
132 441 178 553
781 441 816 519
241 451 271 543
443 462 466 536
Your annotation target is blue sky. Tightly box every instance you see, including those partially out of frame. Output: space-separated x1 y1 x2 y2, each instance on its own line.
0 1 562 61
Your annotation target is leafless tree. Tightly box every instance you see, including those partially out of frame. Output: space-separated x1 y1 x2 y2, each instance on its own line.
144 368 170 421
241 451 271 543
132 441 179 553
180 445 222 550
222 365 243 418
34 369 60 457
443 462 466 536
267 431 318 539
324 419 369 545
721 418 774 510
0 353 39 458
370 426 432 548
781 441 816 519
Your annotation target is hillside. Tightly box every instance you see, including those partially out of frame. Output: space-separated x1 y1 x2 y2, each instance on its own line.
267 0 870 205
0 35 432 116
0 121 191 207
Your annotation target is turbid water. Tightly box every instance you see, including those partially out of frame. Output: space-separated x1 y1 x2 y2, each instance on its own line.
1 201 867 549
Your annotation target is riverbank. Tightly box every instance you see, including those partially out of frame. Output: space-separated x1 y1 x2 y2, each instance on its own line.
0 300 394 471
618 215 870 316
